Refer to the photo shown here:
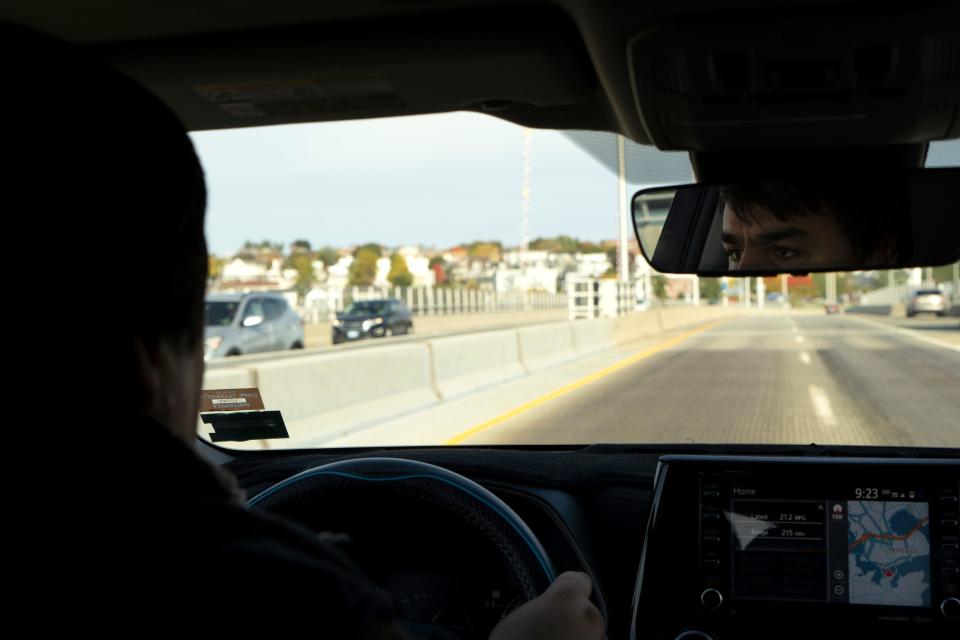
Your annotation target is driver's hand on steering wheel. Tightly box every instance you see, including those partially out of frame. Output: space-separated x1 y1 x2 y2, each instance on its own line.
489 571 605 640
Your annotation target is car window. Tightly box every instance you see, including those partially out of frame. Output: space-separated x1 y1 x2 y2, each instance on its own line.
205 301 239 327
243 298 266 320
345 301 390 315
193 115 959 451
263 298 285 320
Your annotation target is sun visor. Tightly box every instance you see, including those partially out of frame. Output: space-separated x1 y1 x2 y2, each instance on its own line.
628 7 960 151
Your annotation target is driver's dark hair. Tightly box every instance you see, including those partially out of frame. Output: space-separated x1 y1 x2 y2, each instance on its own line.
718 179 910 263
6 23 208 360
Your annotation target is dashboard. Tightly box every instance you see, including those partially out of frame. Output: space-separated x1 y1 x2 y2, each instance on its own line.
632 456 960 639
228 446 959 640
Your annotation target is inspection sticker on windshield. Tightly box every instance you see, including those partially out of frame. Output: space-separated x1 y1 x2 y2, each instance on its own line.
200 388 265 412
200 388 288 443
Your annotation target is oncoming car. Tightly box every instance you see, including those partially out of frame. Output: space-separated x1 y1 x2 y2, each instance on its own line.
204 292 304 358
332 298 413 344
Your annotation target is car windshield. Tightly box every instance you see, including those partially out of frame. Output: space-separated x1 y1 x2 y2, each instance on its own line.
192 113 960 451
205 301 240 327
344 301 390 315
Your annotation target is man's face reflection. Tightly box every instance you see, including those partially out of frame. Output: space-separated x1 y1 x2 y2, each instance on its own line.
721 203 862 271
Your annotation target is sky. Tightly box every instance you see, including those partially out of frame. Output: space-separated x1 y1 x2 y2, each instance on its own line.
189 112 960 257
189 112 690 256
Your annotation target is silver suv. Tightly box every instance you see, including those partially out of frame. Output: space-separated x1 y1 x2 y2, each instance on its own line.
906 289 948 317
204 292 305 359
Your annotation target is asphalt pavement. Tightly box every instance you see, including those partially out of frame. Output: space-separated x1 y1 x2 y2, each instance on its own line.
447 312 960 448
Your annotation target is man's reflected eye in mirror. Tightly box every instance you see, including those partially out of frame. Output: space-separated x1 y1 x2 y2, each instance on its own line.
718 181 904 272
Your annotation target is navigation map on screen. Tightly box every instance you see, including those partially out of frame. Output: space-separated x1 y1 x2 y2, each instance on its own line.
847 501 931 607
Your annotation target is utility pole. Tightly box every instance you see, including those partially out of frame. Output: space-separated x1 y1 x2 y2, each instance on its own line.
617 134 630 283
953 262 959 303
826 272 837 305
521 128 532 252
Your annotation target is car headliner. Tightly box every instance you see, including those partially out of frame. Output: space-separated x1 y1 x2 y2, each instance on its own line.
8 0 960 151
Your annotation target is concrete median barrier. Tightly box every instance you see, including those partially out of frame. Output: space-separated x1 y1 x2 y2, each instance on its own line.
612 312 663 344
202 366 257 390
570 319 615 354
429 330 526 400
254 343 439 442
517 322 577 371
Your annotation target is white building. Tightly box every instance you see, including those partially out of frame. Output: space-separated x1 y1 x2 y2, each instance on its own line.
325 255 353 289
503 249 550 268
575 253 612 278
495 265 559 292
373 249 437 288
217 257 293 292
222 258 269 281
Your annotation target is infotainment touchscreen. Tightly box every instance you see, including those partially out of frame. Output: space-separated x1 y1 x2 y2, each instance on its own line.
727 488 931 607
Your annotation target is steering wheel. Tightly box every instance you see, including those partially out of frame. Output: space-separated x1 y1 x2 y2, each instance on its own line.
248 457 558 632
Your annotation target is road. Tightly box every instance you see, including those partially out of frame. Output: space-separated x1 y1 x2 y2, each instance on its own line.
454 312 960 448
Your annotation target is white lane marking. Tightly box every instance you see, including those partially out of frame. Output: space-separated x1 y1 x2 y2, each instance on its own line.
795 336 805 344
799 351 811 365
843 315 960 353
808 384 838 428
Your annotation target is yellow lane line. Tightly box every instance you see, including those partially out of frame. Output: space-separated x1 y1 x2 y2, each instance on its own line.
444 318 730 445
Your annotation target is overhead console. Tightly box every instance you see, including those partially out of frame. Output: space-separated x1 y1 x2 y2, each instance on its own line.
627 8 960 151
631 455 959 639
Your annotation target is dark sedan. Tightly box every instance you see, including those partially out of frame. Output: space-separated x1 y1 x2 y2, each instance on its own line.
332 299 413 344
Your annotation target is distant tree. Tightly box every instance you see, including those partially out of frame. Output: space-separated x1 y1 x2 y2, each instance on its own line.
606 247 618 273
528 237 556 252
651 275 667 300
291 253 316 300
349 249 379 286
932 262 959 285
467 241 502 263
353 243 383 258
291 239 312 253
529 236 607 254
811 273 828 299
207 256 223 281
699 277 722 301
387 253 414 287
577 241 604 253
315 246 340 267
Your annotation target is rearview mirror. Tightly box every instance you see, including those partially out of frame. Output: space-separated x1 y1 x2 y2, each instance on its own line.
632 169 960 275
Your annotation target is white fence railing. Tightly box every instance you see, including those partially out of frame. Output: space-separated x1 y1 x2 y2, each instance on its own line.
303 285 567 322
566 277 711 320
567 278 642 319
